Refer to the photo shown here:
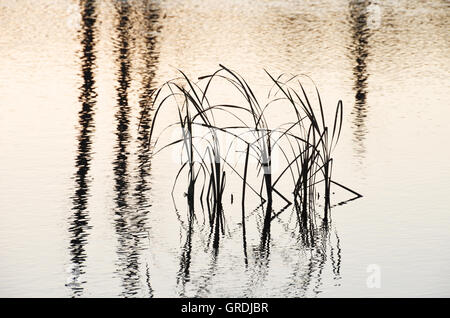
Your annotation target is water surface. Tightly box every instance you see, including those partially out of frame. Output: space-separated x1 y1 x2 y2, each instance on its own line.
0 0 449 297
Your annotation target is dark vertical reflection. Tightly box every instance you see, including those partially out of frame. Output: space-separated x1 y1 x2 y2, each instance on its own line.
67 0 97 297
250 205 342 296
133 1 161 298
246 204 275 291
349 0 372 157
330 230 342 284
112 0 161 297
135 1 160 297
112 0 135 297
177 216 193 297
134 0 160 228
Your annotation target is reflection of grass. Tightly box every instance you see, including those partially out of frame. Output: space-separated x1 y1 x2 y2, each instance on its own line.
142 65 360 246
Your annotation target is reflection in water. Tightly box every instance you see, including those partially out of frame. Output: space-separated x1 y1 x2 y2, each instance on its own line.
134 0 161 298
67 0 97 297
194 251 219 297
279 205 341 296
173 201 342 297
177 215 194 297
135 2 160 209
112 0 136 297
112 1 160 297
349 0 372 157
240 203 343 297
280 204 341 296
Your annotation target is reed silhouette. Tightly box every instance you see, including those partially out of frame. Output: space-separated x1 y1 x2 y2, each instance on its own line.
142 65 360 252
139 65 361 297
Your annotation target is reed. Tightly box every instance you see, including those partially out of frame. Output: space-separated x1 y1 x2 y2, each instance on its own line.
141 65 360 247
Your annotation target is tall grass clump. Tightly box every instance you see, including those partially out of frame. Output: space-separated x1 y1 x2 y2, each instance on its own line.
141 65 360 247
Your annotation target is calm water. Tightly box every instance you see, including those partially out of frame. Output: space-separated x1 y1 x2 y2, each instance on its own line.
0 0 449 297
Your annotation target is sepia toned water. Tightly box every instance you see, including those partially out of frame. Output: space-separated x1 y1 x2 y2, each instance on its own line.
0 0 449 297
